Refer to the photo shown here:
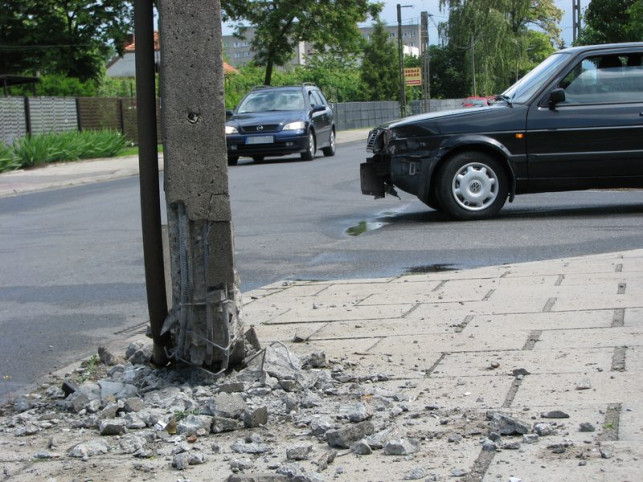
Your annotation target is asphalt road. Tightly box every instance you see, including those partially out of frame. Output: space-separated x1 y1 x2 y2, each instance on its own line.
1 140 642 401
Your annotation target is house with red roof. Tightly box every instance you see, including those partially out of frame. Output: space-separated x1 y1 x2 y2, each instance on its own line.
107 32 238 78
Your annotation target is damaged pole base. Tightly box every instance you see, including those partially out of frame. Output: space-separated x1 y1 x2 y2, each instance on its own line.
151 342 170 367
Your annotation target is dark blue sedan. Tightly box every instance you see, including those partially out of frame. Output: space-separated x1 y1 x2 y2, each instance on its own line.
226 84 335 165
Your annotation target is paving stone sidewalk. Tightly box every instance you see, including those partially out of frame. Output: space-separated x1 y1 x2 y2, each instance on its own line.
1 249 641 481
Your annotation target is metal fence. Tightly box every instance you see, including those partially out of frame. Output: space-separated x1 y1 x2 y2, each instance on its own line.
1 96 464 146
332 98 465 131
0 96 161 146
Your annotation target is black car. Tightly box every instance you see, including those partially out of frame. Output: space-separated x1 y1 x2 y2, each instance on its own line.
361 42 643 220
226 84 335 165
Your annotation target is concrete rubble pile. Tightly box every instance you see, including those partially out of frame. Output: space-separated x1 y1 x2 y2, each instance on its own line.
0 340 619 481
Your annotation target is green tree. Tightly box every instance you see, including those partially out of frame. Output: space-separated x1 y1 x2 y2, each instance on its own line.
222 0 381 86
438 0 561 95
360 20 399 101
0 0 132 81
628 1 643 40
577 0 643 45
294 53 363 102
425 45 467 99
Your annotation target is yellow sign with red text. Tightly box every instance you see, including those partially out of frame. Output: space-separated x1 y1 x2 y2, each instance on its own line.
404 67 422 86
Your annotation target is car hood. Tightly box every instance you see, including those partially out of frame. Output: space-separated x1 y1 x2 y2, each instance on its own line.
380 104 525 137
227 111 307 128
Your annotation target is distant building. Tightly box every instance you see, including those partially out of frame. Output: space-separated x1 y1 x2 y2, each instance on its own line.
107 24 421 76
222 23 423 67
107 32 238 78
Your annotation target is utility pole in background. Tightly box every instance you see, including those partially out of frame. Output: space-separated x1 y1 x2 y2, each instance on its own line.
157 0 245 372
572 0 581 44
397 4 412 117
421 11 431 110
397 4 405 118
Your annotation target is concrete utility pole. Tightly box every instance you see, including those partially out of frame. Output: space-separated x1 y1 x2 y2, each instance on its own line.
158 0 244 371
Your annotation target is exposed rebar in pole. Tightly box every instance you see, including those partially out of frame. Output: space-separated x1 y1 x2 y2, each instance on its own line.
134 0 169 366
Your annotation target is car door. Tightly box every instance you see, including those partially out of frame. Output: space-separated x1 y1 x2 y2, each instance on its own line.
525 51 643 181
308 90 332 145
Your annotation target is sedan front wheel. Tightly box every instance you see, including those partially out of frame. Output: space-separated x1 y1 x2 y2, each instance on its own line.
435 152 508 220
301 131 316 161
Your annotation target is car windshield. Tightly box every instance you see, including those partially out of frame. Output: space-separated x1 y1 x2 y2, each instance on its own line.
501 52 571 104
237 90 305 113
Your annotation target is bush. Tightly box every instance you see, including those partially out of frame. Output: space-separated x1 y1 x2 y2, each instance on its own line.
0 130 127 172
0 142 20 172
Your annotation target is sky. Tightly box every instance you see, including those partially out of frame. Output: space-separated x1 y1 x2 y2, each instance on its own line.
221 0 589 47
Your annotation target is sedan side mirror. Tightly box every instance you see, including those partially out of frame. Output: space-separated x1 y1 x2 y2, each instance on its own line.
226 109 234 120
548 88 566 109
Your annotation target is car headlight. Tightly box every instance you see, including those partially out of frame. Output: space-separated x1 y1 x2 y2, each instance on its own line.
225 125 238 135
283 121 306 131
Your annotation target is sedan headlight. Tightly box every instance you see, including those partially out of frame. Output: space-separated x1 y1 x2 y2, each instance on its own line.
283 121 306 131
225 125 238 135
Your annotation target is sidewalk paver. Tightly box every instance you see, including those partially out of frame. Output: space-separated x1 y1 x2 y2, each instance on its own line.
0 133 641 481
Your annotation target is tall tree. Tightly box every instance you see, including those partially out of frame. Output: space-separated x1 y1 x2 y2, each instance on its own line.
360 20 399 101
0 0 132 81
577 0 642 45
438 0 561 95
222 0 381 85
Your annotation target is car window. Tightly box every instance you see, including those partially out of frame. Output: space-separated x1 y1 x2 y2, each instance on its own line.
310 90 326 107
238 90 305 113
502 52 571 104
308 91 318 108
560 54 643 104
317 90 330 106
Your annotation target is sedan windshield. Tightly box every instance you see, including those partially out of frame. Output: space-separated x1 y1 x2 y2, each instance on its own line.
502 52 571 104
237 90 305 113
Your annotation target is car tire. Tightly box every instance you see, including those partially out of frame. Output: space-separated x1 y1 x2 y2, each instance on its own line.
322 130 336 157
228 155 239 166
435 151 508 220
252 156 264 163
424 189 442 211
301 131 316 161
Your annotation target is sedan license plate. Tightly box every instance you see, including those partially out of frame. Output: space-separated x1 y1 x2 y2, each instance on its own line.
246 135 274 145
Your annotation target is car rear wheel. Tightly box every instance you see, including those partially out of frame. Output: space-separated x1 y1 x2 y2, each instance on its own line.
435 151 508 220
322 130 336 157
301 131 316 161
228 155 239 166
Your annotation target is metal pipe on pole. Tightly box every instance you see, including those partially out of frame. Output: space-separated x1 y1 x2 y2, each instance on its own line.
133 0 169 366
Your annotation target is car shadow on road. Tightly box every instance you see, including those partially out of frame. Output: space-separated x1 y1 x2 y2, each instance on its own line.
232 155 314 166
382 202 643 224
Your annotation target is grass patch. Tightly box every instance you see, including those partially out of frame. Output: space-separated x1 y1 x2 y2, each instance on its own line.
0 129 127 173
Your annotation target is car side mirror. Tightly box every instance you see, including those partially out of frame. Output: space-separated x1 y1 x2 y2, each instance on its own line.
226 109 234 120
548 88 565 109
311 105 325 114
